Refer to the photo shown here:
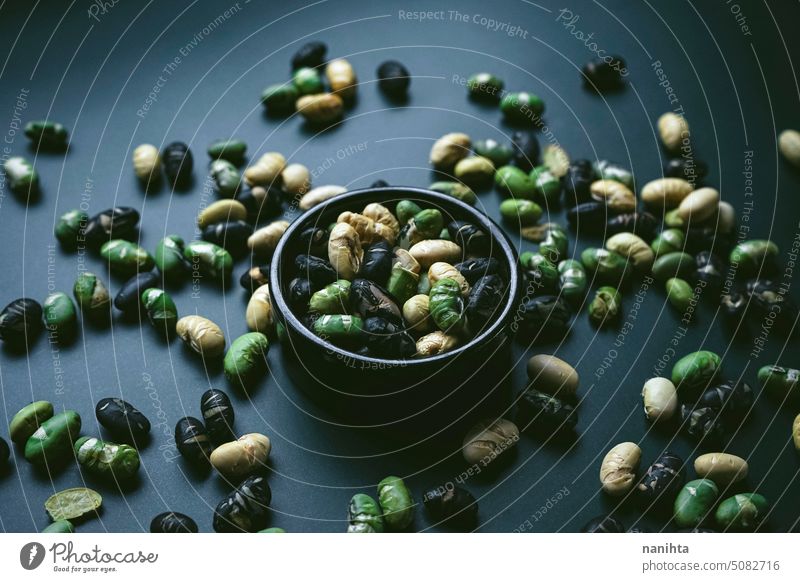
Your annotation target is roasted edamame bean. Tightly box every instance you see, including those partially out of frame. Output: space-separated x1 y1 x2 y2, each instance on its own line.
557 259 587 303
671 350 721 393
3 156 39 197
209 159 241 197
208 138 247 165
141 288 178 337
100 239 154 276
24 411 81 468
184 241 233 280
673 479 719 528
429 278 465 334
715 493 768 531
347 493 384 533
154 235 189 282
224 332 270 390
588 286 621 326
467 72 504 101
54 209 88 249
9 401 54 444
43 292 77 341
74 436 140 482
377 476 414 530
500 92 544 124
25 120 68 149
757 365 798 402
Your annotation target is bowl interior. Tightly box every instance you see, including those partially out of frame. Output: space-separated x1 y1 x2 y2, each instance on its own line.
270 186 521 366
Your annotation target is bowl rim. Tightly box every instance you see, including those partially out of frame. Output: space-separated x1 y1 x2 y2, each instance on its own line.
269 186 522 366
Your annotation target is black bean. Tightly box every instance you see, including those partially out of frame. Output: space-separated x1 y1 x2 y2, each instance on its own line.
377 60 411 97
694 251 725 295
455 257 502 285
359 241 393 283
349 279 401 324
0 298 43 348
114 271 160 313
200 389 235 444
510 130 540 172
676 527 718 533
563 159 595 207
362 317 416 358
240 265 270 294
297 226 328 256
582 56 626 91
746 279 798 335
447 221 488 255
295 254 337 288
150 512 198 533
370 179 390 188
567 201 609 234
680 404 725 443
606 212 660 241
162 142 193 188
466 274 507 332
0 436 9 468
83 207 140 249
236 186 283 222
581 515 624 533
700 380 753 422
202 220 253 257
95 397 151 444
684 226 732 255
174 417 213 465
291 41 327 70
423 486 477 531
516 295 571 341
664 157 708 184
515 388 577 433
635 451 685 506
288 278 313 315
213 475 272 532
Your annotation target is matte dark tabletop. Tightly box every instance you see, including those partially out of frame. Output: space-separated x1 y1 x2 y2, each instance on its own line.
0 0 798 533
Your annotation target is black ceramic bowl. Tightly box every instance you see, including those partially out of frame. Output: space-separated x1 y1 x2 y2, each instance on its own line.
270 186 522 430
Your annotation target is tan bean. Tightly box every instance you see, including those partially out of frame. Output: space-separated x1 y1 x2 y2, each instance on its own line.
296 93 344 124
793 413 800 451
415 330 458 356
132 144 161 182
197 199 248 229
640 177 693 209
606 232 654 271
409 239 462 269
328 222 362 279
243 152 285 187
402 294 433 334
526 354 579 397
429 132 471 170
599 442 641 496
298 185 347 210
778 129 800 167
337 211 396 245
176 315 225 358
543 144 570 177
393 248 421 275
248 220 289 257
246 284 274 334
590 180 636 213
428 262 469 296
454 155 495 186
209 433 271 480
641 377 678 422
462 418 519 465
363 202 400 238
281 163 311 196
325 58 357 100
677 187 719 223
693 453 748 486
658 112 690 152
717 201 736 234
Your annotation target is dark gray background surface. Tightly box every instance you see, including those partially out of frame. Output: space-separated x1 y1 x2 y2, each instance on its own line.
0 0 798 533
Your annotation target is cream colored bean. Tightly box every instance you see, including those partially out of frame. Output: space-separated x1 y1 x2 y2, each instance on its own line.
599 442 641 496
402 294 432 334
658 112 690 152
393 248 421 275
176 315 225 358
778 129 800 167
693 453 748 486
590 180 636 213
281 163 311 196
526 354 579 398
247 220 289 257
415 330 458 356
641 177 693 209
132 144 161 182
325 58 357 100
197 199 248 229
641 377 678 422
454 156 495 186
461 418 519 465
244 152 285 187
409 239 462 269
299 184 347 210
363 202 400 238
328 222 363 279
429 132 471 170
337 211 396 245
246 284 274 334
296 93 344 125
543 144 570 177
793 414 800 451
427 262 469 296
606 232 654 271
677 187 720 223
209 433 271 480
